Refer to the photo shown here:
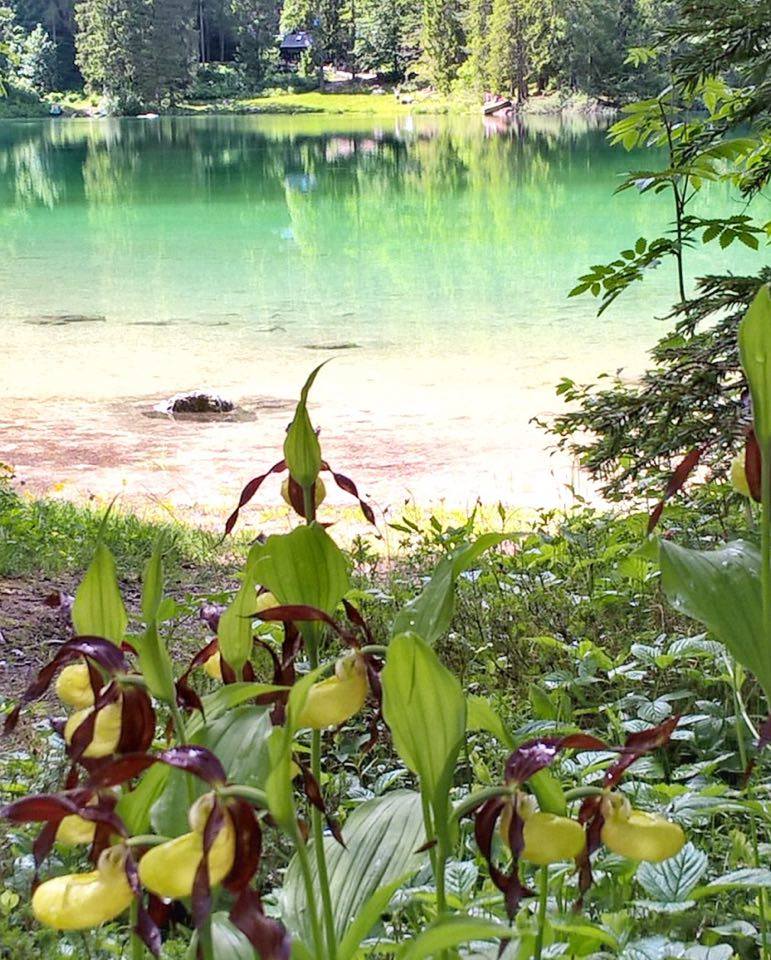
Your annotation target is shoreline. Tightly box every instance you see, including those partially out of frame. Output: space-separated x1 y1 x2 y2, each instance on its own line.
1 89 618 122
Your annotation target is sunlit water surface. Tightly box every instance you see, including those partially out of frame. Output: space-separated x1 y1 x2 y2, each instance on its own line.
0 113 763 524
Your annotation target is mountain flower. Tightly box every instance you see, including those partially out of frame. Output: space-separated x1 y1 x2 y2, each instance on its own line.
32 844 133 930
500 794 585 865
64 699 123 758
297 653 368 729
55 662 95 709
600 794 685 862
138 793 235 899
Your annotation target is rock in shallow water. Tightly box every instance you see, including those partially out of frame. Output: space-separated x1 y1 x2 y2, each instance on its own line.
160 391 235 415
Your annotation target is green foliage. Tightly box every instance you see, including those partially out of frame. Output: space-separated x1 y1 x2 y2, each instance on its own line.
550 0 771 499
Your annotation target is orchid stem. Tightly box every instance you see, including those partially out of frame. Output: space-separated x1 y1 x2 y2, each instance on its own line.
291 805 325 958
303 481 337 960
533 866 549 960
129 901 144 960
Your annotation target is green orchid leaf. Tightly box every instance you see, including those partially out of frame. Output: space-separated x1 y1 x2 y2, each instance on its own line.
396 915 507 959
133 537 175 702
116 762 170 837
281 790 427 949
739 284 771 447
392 533 509 644
72 541 127 644
248 523 350 615
218 564 258 676
381 632 466 842
284 363 326 487
660 539 771 701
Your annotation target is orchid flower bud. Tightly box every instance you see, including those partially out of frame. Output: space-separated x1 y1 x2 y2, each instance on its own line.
500 794 586 865
138 793 235 899
601 794 685 862
202 592 277 682
281 476 326 509
297 653 368 730
64 699 122 758
32 844 133 930
55 662 96 709
730 454 752 498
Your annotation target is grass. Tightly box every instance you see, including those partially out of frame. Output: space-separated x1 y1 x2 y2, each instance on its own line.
182 89 464 116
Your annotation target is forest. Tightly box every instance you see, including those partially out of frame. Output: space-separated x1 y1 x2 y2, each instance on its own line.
0 0 676 113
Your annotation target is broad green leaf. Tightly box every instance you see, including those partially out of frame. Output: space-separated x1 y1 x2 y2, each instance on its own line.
397 916 507 959
467 695 514 748
636 843 708 902
197 705 273 789
249 523 350 614
694 867 771 899
381 633 466 841
392 534 508 644
283 363 326 486
207 912 257 959
116 763 170 836
190 682 286 729
72 542 127 644
153 706 274 836
281 790 427 949
660 539 771 700
134 538 174 701
218 564 258 675
739 284 771 446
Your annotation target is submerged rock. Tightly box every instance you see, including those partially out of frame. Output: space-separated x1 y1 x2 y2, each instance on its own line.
160 391 235 415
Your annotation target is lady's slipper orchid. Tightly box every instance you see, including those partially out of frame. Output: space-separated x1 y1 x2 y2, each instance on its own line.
281 476 326 511
600 794 684 862
55 662 95 709
201 591 278 681
297 653 368 729
730 454 752 498
32 844 133 930
500 794 585 865
56 812 97 845
64 699 123 759
138 793 235 899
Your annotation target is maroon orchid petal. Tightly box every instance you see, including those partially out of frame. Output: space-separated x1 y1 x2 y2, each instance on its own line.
192 802 225 931
4 637 128 735
32 822 59 882
473 796 532 919
254 604 344 638
87 752 158 788
229 888 291 960
325 466 376 526
604 716 679 788
559 733 609 751
159 745 227 786
647 447 704 534
224 460 286 537
284 476 308 518
504 739 561 784
117 686 155 755
199 603 224 634
2 793 79 823
176 638 221 715
298 761 345 848
125 854 161 957
342 599 373 648
745 429 762 503
224 799 263 893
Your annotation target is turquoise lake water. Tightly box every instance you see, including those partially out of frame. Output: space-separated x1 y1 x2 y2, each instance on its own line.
0 113 764 522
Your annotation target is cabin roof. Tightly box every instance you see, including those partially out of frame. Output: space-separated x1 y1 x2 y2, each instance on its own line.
280 31 313 50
